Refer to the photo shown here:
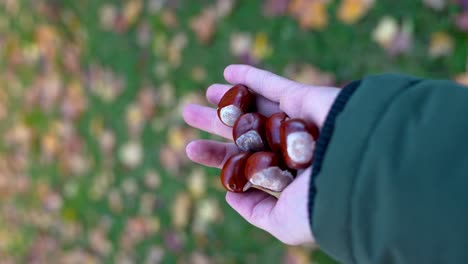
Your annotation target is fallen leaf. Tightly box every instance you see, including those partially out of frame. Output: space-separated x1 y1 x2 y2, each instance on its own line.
429 32 454 58
108 188 123 213
190 7 217 44
252 32 273 61
89 228 112 256
283 246 311 264
190 251 212 264
387 19 413 56
456 11 468 31
192 198 220 234
187 168 206 198
159 144 181 174
163 230 185 252
148 0 167 14
99 129 116 154
230 32 253 56
191 66 207 82
99 4 118 31
144 170 161 190
121 177 138 196
139 193 156 215
122 0 143 28
138 87 158 119
126 103 145 137
36 24 60 60
89 171 113 200
263 0 290 17
338 0 374 25
42 191 63 212
145 246 165 264
168 32 188 67
423 0 446 11
41 132 60 162
154 62 170 79
159 82 175 108
161 9 178 28
215 0 236 18
137 22 152 47
61 80 87 121
372 16 398 49
119 141 143 168
289 0 329 30
172 192 191 229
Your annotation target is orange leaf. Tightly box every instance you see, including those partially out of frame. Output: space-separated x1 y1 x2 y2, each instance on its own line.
289 0 329 30
338 0 374 25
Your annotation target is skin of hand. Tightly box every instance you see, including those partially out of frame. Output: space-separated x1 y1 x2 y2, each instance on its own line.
183 64 340 245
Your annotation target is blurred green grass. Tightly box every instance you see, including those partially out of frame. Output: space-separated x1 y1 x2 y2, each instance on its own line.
0 0 467 263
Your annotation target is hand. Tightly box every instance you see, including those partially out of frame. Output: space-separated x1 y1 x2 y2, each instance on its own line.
183 64 340 245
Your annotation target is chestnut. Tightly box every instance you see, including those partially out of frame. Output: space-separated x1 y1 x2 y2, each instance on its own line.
280 119 319 169
265 112 289 153
217 84 255 127
243 152 294 198
221 152 251 192
233 113 268 152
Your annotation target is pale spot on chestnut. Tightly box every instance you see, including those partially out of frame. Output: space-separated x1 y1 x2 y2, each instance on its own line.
235 130 264 152
286 131 314 164
244 166 293 192
219 105 242 127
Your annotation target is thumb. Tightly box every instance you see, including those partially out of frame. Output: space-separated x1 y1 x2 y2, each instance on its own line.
279 86 340 128
224 64 306 103
224 64 339 127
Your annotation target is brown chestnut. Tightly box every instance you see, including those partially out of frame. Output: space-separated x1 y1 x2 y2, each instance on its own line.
243 152 294 197
265 112 289 153
217 84 255 127
233 113 268 152
280 119 319 169
221 152 251 192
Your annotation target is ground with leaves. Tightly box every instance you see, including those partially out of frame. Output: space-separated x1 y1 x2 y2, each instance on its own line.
0 0 467 263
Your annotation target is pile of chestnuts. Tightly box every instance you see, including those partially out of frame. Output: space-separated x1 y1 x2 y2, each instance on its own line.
218 84 319 198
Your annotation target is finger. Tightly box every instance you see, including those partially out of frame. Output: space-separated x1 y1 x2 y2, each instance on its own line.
226 190 277 231
186 140 239 169
183 104 232 139
206 84 232 105
207 83 281 117
224 64 306 103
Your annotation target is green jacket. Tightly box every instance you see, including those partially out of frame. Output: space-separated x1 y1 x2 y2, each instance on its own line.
309 74 468 263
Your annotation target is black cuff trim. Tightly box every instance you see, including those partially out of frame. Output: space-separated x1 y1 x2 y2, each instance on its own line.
308 80 361 228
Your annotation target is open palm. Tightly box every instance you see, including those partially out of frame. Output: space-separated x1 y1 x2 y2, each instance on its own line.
183 65 340 245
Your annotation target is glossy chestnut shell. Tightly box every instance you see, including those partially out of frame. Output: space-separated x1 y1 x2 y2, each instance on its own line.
265 112 289 153
220 152 251 192
280 119 319 169
217 84 255 127
244 151 294 193
233 113 268 152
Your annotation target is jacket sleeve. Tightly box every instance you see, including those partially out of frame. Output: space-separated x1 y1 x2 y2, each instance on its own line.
308 74 468 264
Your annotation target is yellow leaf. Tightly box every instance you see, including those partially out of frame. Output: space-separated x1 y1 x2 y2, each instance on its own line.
123 0 143 27
252 32 273 61
338 0 374 24
187 168 207 198
429 32 454 58
172 192 191 229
